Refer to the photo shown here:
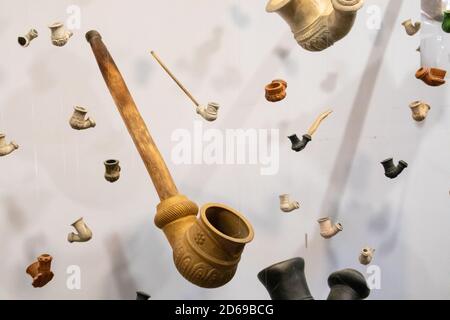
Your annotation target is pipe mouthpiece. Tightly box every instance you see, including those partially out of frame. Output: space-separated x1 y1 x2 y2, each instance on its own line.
86 30 101 42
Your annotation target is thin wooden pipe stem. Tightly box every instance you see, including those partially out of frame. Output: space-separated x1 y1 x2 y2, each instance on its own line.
86 30 178 200
307 110 333 136
150 51 200 107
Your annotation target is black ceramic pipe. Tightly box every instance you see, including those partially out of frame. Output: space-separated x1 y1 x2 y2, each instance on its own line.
288 134 312 152
257 257 314 300
327 269 370 300
136 291 151 300
381 158 408 179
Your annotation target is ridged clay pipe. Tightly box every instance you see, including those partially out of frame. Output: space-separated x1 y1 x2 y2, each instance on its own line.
279 194 300 213
18 29 38 47
327 269 370 300
136 291 151 300
196 102 219 122
104 159 121 183
266 0 364 52
265 79 287 102
69 106 96 130
258 257 314 300
409 101 430 122
86 30 254 289
415 67 446 87
318 217 343 239
26 254 54 288
288 110 332 152
68 217 93 243
381 158 408 179
0 133 19 157
401 19 421 36
359 247 375 265
49 22 73 47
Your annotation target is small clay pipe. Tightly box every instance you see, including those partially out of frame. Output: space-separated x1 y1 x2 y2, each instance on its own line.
318 217 343 239
136 291 151 300
327 269 370 300
265 79 287 102
359 247 375 265
288 110 332 152
409 101 430 122
402 19 421 36
26 254 54 288
381 158 408 179
415 67 446 87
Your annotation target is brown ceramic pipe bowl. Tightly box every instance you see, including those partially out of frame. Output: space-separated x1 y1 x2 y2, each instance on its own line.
415 67 446 86
265 80 287 102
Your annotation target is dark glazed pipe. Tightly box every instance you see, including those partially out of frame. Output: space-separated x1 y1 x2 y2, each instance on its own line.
327 269 370 300
381 158 408 179
257 257 314 300
288 134 312 152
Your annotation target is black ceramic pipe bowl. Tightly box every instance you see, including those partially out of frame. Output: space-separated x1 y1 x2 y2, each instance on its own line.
136 291 151 300
288 134 312 152
381 158 408 179
327 269 370 300
258 257 314 300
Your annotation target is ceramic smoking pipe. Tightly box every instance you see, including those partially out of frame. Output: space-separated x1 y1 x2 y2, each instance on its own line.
401 19 421 36
104 159 121 183
381 158 408 179
68 218 93 243
279 194 300 213
87 31 254 288
26 254 54 288
288 110 332 152
415 67 446 87
69 106 96 130
265 79 288 102
327 269 370 300
359 247 375 265
318 217 342 239
0 133 19 157
136 291 151 300
258 257 314 300
49 22 73 47
409 101 430 122
266 0 364 52
150 51 219 122
18 29 38 47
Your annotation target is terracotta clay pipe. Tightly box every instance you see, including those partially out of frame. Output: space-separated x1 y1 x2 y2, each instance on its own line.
288 110 332 152
415 67 446 87
86 30 254 289
26 254 54 288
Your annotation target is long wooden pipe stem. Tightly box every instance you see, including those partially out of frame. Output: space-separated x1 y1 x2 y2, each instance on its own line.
86 30 178 201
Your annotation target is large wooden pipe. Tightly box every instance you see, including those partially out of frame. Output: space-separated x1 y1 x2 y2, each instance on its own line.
86 30 254 288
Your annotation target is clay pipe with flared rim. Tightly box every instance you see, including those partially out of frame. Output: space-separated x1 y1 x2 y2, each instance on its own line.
0 133 19 157
68 217 93 243
69 106 96 130
381 158 408 179
18 29 38 47
402 19 421 36
409 101 430 122
327 269 370 300
318 217 343 239
150 51 219 122
86 30 254 289
258 257 314 300
279 194 300 213
288 110 332 152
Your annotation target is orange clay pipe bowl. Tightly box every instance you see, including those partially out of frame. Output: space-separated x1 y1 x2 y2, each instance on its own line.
86 30 254 288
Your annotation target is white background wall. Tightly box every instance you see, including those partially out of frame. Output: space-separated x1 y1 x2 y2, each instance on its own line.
0 0 449 300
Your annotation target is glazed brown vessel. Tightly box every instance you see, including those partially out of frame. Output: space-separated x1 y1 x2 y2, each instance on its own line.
86 30 254 288
265 80 287 102
26 254 54 288
104 159 121 183
415 67 446 87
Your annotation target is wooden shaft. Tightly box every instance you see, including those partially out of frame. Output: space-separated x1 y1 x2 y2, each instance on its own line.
150 51 200 107
307 110 333 136
86 30 178 200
